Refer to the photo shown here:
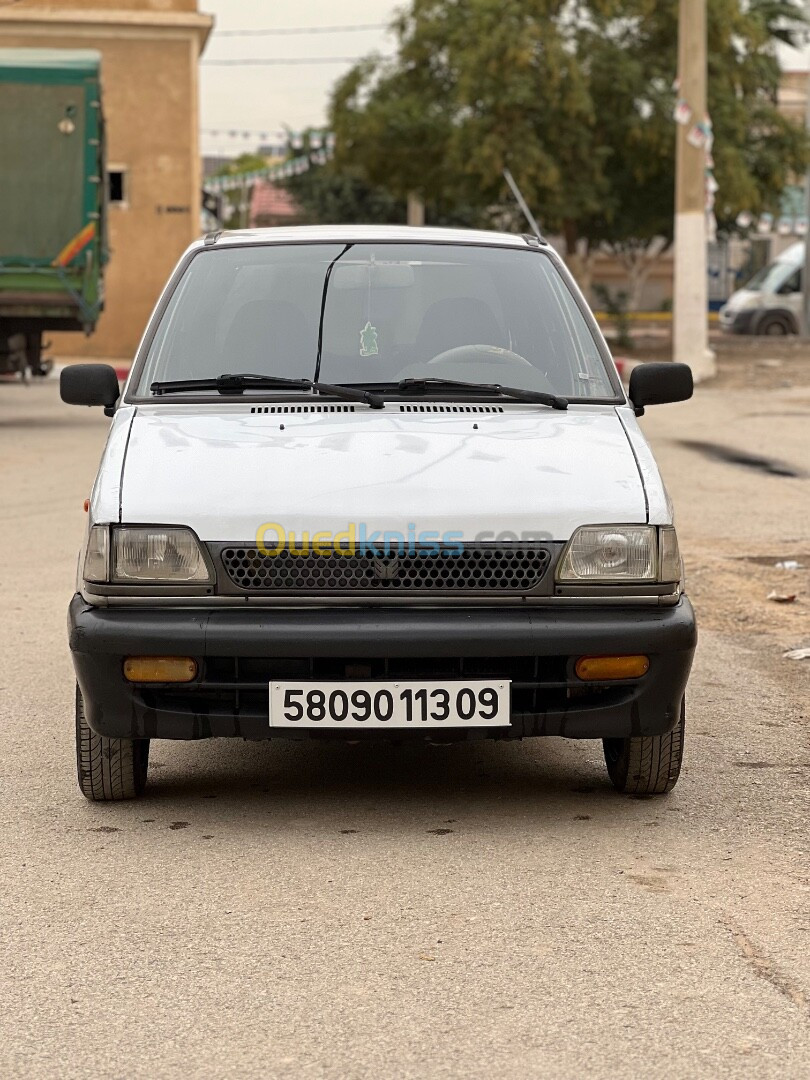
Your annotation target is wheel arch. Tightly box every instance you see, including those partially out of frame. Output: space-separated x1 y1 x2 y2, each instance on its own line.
752 307 798 335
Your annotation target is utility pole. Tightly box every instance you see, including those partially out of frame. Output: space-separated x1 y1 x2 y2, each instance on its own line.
673 0 715 381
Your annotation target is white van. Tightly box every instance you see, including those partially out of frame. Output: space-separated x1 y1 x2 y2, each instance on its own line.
61 226 696 801
720 241 803 335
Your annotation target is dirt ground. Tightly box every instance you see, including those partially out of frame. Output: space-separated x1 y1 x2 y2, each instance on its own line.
614 329 810 393
636 339 810 647
688 551 809 637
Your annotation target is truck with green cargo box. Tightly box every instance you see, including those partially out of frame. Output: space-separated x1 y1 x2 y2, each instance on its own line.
0 48 107 378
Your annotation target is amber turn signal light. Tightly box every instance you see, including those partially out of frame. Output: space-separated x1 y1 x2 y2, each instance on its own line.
575 655 649 681
123 656 198 683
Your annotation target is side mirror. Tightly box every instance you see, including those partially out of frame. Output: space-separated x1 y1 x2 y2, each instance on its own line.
628 362 693 416
60 364 120 414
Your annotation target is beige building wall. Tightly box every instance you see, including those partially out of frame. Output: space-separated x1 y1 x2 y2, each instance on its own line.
0 0 212 358
778 70 808 125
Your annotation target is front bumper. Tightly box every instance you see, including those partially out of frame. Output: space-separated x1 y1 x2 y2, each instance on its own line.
68 594 697 742
719 307 756 334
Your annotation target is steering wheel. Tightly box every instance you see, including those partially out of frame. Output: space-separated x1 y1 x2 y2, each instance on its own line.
426 344 534 367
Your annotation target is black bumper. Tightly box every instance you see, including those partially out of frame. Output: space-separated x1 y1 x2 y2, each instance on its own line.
68 595 697 742
720 308 756 334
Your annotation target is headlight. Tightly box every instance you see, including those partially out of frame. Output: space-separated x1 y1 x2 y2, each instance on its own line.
557 525 658 582
83 525 212 584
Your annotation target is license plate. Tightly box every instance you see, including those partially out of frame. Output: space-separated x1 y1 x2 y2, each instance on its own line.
269 680 511 729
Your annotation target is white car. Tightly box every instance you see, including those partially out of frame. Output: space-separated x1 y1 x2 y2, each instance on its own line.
61 225 696 801
719 241 803 335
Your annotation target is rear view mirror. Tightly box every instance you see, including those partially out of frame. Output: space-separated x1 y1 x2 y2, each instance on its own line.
628 362 693 415
61 364 120 413
332 263 415 289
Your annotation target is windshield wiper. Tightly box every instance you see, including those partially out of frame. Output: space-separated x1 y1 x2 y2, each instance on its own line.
149 373 384 409
314 243 353 383
151 374 308 395
395 377 568 410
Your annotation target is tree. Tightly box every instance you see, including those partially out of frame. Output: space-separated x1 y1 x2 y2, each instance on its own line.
576 0 809 299
280 127 484 227
278 129 405 224
331 2 608 242
329 0 809 294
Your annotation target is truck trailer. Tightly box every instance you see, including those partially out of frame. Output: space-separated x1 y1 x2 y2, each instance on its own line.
0 48 106 377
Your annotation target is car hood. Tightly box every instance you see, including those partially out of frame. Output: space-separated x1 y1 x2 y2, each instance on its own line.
722 288 761 313
113 403 649 542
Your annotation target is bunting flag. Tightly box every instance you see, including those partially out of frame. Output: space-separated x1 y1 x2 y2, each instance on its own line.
203 147 335 194
673 90 716 231
673 99 692 126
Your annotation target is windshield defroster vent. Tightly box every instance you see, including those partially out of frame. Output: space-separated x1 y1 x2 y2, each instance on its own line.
250 404 356 414
398 404 504 414
248 404 504 415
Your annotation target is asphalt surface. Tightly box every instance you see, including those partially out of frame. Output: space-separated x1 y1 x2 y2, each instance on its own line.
1 375 808 1079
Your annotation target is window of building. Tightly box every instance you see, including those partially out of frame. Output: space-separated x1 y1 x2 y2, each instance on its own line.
107 168 128 206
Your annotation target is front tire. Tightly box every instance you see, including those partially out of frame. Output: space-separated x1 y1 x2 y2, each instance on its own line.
756 315 791 336
603 699 685 795
75 685 150 800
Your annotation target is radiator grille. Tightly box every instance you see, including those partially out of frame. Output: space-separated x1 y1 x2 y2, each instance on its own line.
219 544 551 595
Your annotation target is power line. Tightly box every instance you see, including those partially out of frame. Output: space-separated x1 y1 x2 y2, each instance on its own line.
202 57 373 66
214 23 388 37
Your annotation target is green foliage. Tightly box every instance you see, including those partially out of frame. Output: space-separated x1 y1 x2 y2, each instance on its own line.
328 0 810 251
331 2 607 234
706 0 809 230
280 127 485 227
592 283 634 351
273 130 400 224
212 153 268 178
285 164 405 226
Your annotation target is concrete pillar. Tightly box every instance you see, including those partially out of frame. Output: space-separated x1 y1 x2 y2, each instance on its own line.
673 0 716 382
407 192 425 227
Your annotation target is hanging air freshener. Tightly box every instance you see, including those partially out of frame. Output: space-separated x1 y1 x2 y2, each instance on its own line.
360 321 379 357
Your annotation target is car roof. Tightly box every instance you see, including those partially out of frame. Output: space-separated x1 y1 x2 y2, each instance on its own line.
198 224 546 250
774 241 804 264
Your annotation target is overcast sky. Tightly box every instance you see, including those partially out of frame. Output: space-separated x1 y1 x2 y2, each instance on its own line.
199 1 401 155
198 2 810 157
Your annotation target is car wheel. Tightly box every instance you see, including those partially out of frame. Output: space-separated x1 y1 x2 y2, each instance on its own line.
757 315 790 336
602 699 685 795
75 685 150 800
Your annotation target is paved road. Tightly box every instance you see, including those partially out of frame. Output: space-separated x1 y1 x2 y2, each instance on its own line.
1 376 808 1079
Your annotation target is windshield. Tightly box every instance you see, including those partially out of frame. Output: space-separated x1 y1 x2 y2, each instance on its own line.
744 258 800 294
134 242 617 400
